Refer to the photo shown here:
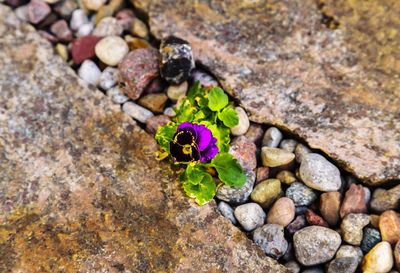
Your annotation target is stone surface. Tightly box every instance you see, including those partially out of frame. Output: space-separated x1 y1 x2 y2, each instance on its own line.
217 201 237 225
234 203 266 232
370 184 400 213
95 36 129 66
137 0 400 185
229 136 257 172
340 183 367 218
250 179 282 208
99 67 119 91
0 6 287 272
267 197 295 227
276 170 296 185
395 240 400 271
261 147 295 168
320 191 341 226
216 170 255 204
137 93 168 113
360 228 381 253
305 209 329 227
78 59 102 86
256 167 270 184
336 245 363 265
280 139 298 153
27 0 50 24
362 242 394 273
327 257 358 273
122 101 154 123
285 182 317 207
262 127 283 148
92 16 123 37
231 106 250 136
253 224 288 260
145 115 170 135
341 213 370 245
71 35 102 65
167 81 188 101
286 215 307 235
50 19 72 42
379 210 400 244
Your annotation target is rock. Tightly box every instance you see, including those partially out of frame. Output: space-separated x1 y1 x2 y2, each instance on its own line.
78 60 102 86
70 9 88 31
37 12 57 29
216 170 255 204
284 261 300 273
262 127 283 148
294 144 311 164
27 0 50 24
131 18 149 38
253 224 288 259
55 43 68 61
282 242 295 262
305 209 329 227
302 268 324 273
286 215 307 235
261 147 295 168
190 68 218 87
231 107 250 136
122 101 154 123
144 77 166 94
15 5 29 21
361 228 381 253
336 245 363 265
250 179 282 208
217 201 237 225
167 81 188 101
340 183 367 218
145 115 170 135
118 48 160 100
76 22 94 37
341 213 370 245
320 192 341 226
370 214 381 229
362 242 394 273
370 185 400 213
229 136 257 172
106 86 129 104
93 17 123 37
116 9 135 31
267 197 295 227
244 124 264 145
137 93 168 113
364 187 371 205
395 241 400 271
159 36 195 84
280 139 298 153
256 167 269 184
71 35 102 65
327 257 358 273
98 67 119 91
50 20 72 42
95 36 129 66
234 203 266 232
276 170 296 185
299 153 342 192
43 0 60 4
5 0 28 7
54 0 78 18
82 0 106 11
163 106 176 117
295 206 308 216
286 182 317 207
38 30 57 43
293 226 341 266
95 0 123 24
126 36 152 50
379 210 400 244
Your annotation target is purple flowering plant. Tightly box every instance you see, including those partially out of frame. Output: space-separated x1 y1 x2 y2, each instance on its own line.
155 82 246 205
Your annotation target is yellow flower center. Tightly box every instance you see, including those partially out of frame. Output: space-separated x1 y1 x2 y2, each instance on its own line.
182 144 192 155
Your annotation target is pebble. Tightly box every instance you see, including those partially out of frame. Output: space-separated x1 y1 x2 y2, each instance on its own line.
395 241 400 271
379 210 400 244
276 170 296 185
229 136 257 172
71 35 102 65
82 0 106 11
167 81 188 101
230 107 250 136
340 183 367 218
55 43 68 61
95 36 129 66
362 242 393 273
122 101 154 123
341 213 370 245
106 86 129 104
38 13 58 28
144 78 166 94
244 124 264 145
279 139 298 153
131 18 149 38
267 197 295 227
336 245 363 264
98 67 118 90
116 9 135 31
305 209 329 227
284 261 300 273
253 224 288 259
320 191 341 226
50 20 73 42
93 17 123 37
262 127 283 148
76 22 94 37
327 257 358 273
217 201 237 225
160 36 195 84
370 184 400 213
361 228 381 253
54 0 78 18
302 268 324 273
261 147 295 167
286 182 317 206
370 214 381 228
78 60 101 85
43 0 60 4
234 203 266 232
163 107 176 117
145 115 170 135
255 167 269 184
295 206 308 216
294 143 311 163
250 179 282 208
216 170 255 204
38 30 58 43
70 9 88 31
299 153 342 191
293 226 341 266
118 48 160 100
27 0 51 24
125 36 152 50
190 69 219 87
15 5 29 21
137 93 168 113
286 215 307 235
364 186 371 205
283 242 295 262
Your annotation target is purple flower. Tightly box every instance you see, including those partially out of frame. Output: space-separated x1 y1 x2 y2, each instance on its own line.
170 122 218 163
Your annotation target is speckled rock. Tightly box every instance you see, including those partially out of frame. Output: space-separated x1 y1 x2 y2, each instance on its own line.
293 226 341 266
286 215 307 235
362 242 394 273
305 209 329 227
340 183 367 218
244 124 264 145
27 0 50 24
327 257 358 273
284 261 300 273
320 191 341 226
286 182 317 207
250 179 282 208
0 6 287 272
253 224 288 259
98 67 119 91
50 19 72 42
229 136 257 172
370 185 400 213
294 144 311 163
217 201 237 225
261 147 295 168
360 228 381 253
234 203 266 232
216 170 255 204
93 16 123 37
256 167 269 183
395 241 400 271
106 86 129 104
302 268 324 273
78 59 102 85
280 139 298 153
262 127 283 148
267 197 295 227
166 81 188 101
341 213 370 245
379 210 400 244
336 245 363 265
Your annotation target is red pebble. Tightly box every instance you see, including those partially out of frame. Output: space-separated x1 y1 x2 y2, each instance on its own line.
305 209 329 227
71 36 102 65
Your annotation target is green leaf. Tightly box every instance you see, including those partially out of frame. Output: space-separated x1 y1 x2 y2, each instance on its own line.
155 123 177 152
211 153 246 187
217 106 239 128
187 81 202 105
181 166 216 205
208 87 228 111
174 100 196 123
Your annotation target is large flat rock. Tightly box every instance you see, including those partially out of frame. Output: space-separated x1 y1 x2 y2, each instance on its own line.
137 0 400 185
0 5 287 272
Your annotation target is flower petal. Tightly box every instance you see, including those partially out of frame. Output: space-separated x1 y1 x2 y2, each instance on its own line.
200 137 218 162
193 124 212 151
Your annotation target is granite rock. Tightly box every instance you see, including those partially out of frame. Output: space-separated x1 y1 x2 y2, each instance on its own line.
253 224 288 260
216 170 255 204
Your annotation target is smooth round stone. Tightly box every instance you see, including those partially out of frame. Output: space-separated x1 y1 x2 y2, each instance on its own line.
250 179 282 208
379 210 400 244
364 186 371 205
231 107 250 136
55 43 68 62
280 139 298 153
285 182 317 206
360 228 381 253
78 60 101 85
71 35 102 65
106 86 129 104
327 257 358 273
163 107 176 117
299 153 342 191
98 67 118 90
70 9 88 31
302 268 324 273
76 22 94 37
95 36 128 66
229 136 257 172
370 185 400 213
50 19 73 42
253 224 288 259
54 0 78 18
336 245 363 265
340 183 367 218
15 5 29 21
293 226 341 266
284 261 300 273
341 213 370 245
362 242 393 273
262 127 283 148
138 93 168 113
286 215 307 235
122 101 154 123
28 0 51 24
131 18 149 38
320 191 341 226
276 170 296 185
216 170 255 204
234 203 266 232
267 197 295 227
82 0 106 11
93 17 123 37
261 147 295 167
294 143 311 163
167 81 188 101
217 201 237 225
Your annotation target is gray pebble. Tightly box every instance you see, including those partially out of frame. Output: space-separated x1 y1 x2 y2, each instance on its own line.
286 182 317 206
106 87 129 104
217 201 237 225
262 127 283 148
98 67 118 90
78 60 101 85
163 106 176 117
327 257 358 273
93 17 123 37
216 170 255 204
253 224 288 259
294 143 311 163
76 22 93 37
336 245 363 265
360 227 381 253
302 267 324 273
234 203 266 231
280 139 298 153
15 5 29 21
122 101 154 123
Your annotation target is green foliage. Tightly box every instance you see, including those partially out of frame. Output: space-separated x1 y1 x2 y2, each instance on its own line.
155 123 177 152
208 87 228 111
181 164 216 205
211 153 246 187
217 106 239 128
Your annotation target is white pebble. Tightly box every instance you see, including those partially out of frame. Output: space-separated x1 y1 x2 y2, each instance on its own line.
15 5 29 22
76 22 93 37
82 0 106 11
163 107 176 117
231 107 250 136
78 60 101 85
167 81 188 101
98 67 119 90
262 127 283 147
122 101 154 123
95 36 129 66
70 9 88 31
106 87 129 104
93 17 123 37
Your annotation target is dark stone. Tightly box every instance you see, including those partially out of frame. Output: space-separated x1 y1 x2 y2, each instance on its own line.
360 227 381 253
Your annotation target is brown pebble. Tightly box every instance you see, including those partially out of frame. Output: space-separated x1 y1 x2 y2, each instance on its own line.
145 115 170 135
244 124 264 145
255 167 269 184
320 191 341 226
379 210 400 244
229 136 257 172
340 184 367 218
276 170 296 185
50 20 73 42
395 240 400 271
267 197 295 227
305 209 329 227
137 93 168 113
369 214 380 228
